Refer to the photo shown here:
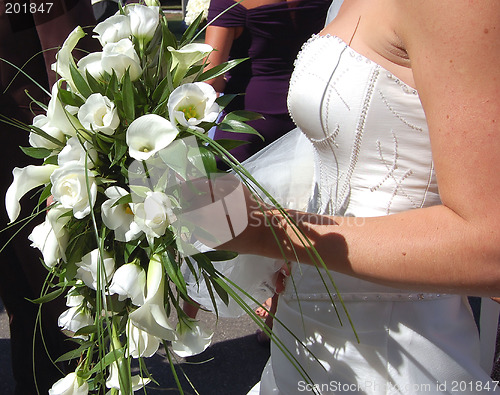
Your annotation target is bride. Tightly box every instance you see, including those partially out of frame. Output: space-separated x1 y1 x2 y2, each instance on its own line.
187 0 500 393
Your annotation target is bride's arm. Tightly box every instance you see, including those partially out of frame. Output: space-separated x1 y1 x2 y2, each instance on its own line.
223 0 500 296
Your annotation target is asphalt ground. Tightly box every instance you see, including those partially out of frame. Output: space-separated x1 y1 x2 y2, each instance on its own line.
0 298 270 394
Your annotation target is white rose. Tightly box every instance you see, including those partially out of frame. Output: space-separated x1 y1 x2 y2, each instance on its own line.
77 93 120 136
101 186 142 242
134 191 174 239
126 4 159 44
75 249 116 291
48 372 88 395
65 286 85 307
101 38 142 81
126 114 178 161
58 137 98 168
50 162 97 219
93 14 131 46
29 114 65 149
28 205 71 268
58 304 94 339
172 320 213 357
126 318 160 358
108 263 146 306
77 52 104 81
168 82 220 131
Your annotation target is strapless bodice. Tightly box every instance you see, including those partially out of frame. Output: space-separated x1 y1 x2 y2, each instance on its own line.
288 35 440 218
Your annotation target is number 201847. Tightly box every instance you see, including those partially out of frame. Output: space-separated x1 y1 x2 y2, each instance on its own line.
5 2 53 14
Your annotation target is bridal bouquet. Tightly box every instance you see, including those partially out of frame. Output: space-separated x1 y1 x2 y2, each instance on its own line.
184 0 211 25
3 3 263 393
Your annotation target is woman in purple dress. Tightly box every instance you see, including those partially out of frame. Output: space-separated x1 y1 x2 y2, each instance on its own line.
205 0 332 163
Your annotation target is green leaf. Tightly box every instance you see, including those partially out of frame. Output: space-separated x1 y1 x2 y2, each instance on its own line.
198 58 249 82
197 145 217 174
180 12 205 46
111 138 128 166
69 63 92 98
203 250 238 261
28 124 65 147
161 252 188 299
74 324 98 337
218 119 264 140
224 110 264 122
212 138 250 152
208 274 230 306
87 348 125 375
122 69 135 122
129 185 151 198
158 139 189 179
112 193 133 208
29 287 65 304
152 74 172 105
57 88 85 107
43 155 59 165
55 341 93 362
86 70 105 95
215 93 239 109
19 146 52 159
38 183 53 206
162 19 178 50
105 72 118 99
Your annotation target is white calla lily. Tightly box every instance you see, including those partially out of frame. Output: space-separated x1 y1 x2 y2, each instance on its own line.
46 83 81 137
128 255 176 340
5 164 58 223
51 26 85 92
58 137 98 168
126 114 178 160
172 320 214 357
30 114 65 150
126 318 160 358
93 14 131 46
49 372 88 395
101 38 142 81
58 303 94 339
28 205 71 268
108 263 146 306
77 93 120 135
127 4 159 44
75 249 116 291
167 43 212 85
50 162 97 219
101 186 142 242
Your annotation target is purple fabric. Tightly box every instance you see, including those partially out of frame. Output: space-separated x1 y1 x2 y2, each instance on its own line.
208 0 332 163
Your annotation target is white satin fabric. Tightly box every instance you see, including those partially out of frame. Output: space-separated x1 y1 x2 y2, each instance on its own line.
187 13 498 395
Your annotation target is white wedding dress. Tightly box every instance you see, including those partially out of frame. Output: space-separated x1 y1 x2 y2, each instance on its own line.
187 3 499 394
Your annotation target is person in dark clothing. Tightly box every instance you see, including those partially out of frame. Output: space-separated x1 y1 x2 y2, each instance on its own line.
0 1 97 392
